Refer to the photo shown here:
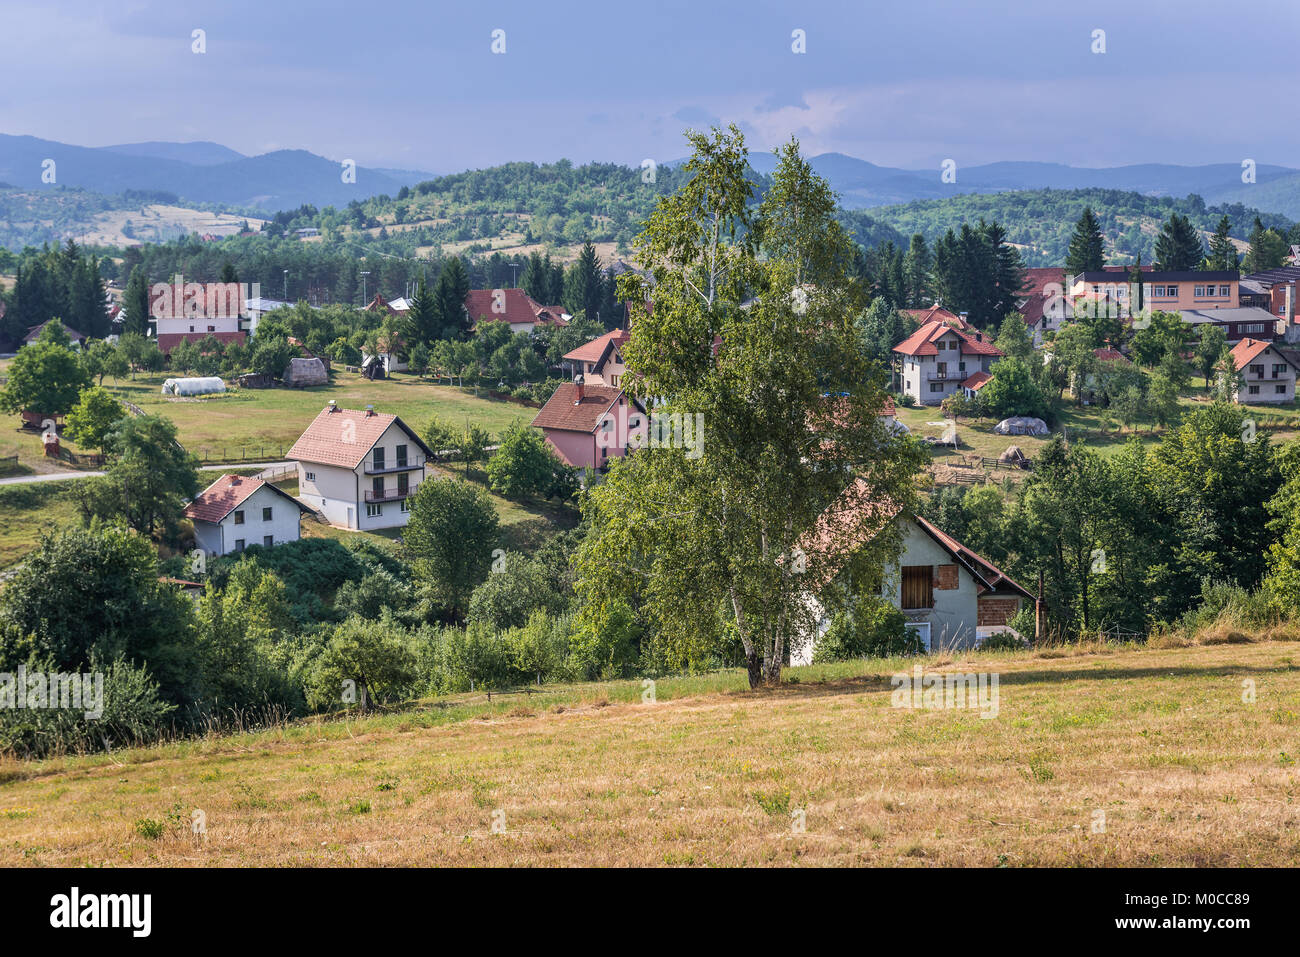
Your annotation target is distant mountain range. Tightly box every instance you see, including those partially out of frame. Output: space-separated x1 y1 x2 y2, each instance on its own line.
0 134 439 212
5 134 1300 219
736 152 1300 214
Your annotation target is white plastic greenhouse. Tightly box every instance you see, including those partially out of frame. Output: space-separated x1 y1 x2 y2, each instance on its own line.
162 376 226 397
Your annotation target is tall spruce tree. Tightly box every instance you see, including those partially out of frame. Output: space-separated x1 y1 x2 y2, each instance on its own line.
1206 215 1239 271
1153 213 1204 271
902 233 932 307
1065 207 1106 274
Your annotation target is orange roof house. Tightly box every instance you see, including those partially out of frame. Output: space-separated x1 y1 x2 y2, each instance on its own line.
185 473 311 556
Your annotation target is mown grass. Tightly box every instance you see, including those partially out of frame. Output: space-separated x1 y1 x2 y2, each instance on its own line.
103 369 534 457
2 639 1297 866
0 481 85 568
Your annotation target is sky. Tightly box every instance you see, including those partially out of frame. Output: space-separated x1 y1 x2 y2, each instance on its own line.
2 0 1298 173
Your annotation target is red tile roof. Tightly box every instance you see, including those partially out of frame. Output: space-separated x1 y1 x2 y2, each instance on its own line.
465 289 568 328
961 370 992 390
531 382 625 434
24 319 85 343
1093 348 1128 363
287 406 431 469
563 328 630 364
1230 337 1283 370
879 397 897 417
893 322 1003 358
183 474 305 524
158 331 247 354
1017 267 1068 327
902 305 971 330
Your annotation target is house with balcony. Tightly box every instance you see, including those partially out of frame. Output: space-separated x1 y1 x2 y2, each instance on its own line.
1227 338 1300 404
184 473 311 556
893 321 1003 406
287 402 434 530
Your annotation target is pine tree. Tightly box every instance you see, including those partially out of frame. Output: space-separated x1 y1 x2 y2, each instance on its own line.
1153 213 1204 271
564 241 604 323
433 257 470 339
1065 207 1106 275
1206 215 1239 271
404 275 439 346
122 266 151 336
902 233 931 307
1244 217 1287 273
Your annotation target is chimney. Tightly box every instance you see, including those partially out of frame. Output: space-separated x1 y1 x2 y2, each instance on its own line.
327 400 337 413
365 404 375 416
231 475 241 486
573 375 585 403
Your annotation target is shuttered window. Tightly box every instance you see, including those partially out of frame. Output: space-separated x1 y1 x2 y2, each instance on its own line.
902 565 934 609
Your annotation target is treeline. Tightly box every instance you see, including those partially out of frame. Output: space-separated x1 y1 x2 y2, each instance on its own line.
921 403 1295 638
843 188 1299 267
1 240 110 346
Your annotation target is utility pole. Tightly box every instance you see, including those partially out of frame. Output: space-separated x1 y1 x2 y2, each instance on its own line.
360 271 370 308
283 269 288 301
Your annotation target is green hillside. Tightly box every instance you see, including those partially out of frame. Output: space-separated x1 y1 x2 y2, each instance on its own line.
845 188 1297 266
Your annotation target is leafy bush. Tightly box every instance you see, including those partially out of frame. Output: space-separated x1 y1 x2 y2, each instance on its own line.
813 598 922 661
978 631 1026 652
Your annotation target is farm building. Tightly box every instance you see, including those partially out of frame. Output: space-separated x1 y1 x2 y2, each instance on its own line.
162 376 226 396
283 357 329 387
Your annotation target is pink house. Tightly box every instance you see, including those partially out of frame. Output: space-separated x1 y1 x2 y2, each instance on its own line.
531 379 647 472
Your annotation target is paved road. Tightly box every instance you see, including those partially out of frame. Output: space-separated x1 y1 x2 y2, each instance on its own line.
0 461 294 487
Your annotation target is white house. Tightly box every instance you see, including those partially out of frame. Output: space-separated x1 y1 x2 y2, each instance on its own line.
1228 337 1300 404
287 403 434 530
789 479 1033 664
893 320 1004 406
184 474 311 556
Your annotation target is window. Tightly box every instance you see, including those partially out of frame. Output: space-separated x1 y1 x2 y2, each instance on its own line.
1277 384 1287 394
1249 385 1260 395
1273 364 1287 378
400 499 410 513
262 506 272 521
396 444 408 468
234 539 245 551
1251 364 1264 376
304 471 315 482
372 447 385 470
930 383 943 393
233 510 245 525
1220 285 1231 296
366 503 382 517
263 535 273 547
902 566 934 609
1195 285 1206 297
372 477 384 497
207 325 215 332
397 474 409 497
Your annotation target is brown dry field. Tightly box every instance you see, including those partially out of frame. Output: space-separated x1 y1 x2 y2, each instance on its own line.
1 639 1297 867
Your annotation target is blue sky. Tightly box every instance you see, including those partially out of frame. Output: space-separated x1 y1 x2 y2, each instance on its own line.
2 0 1298 172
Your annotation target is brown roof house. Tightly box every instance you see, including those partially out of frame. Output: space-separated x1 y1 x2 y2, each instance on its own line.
789 478 1033 664
184 474 311 557
531 378 647 474
287 403 434 530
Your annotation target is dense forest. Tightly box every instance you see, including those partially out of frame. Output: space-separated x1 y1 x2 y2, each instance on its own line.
843 188 1298 266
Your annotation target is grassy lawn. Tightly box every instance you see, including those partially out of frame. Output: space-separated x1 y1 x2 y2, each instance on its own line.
0 481 86 569
101 370 535 461
1 638 1296 866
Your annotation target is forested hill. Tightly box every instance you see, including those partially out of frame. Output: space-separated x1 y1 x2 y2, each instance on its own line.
841 189 1297 267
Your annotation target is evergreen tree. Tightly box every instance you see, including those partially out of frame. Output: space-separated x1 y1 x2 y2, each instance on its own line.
404 275 440 346
1206 215 1239 271
1244 217 1287 273
1065 207 1106 274
1153 213 1204 271
433 257 471 339
902 233 931 307
564 241 605 323
122 265 151 336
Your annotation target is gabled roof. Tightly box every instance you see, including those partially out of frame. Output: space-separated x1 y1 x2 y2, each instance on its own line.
902 305 971 330
532 382 628 434
1230 337 1298 371
1093 348 1128 363
961 370 992 390
912 516 1033 599
24 319 85 343
563 328 630 365
287 406 433 469
183 474 310 524
465 289 568 328
893 322 1003 358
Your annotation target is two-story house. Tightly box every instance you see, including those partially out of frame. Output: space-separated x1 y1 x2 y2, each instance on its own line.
464 288 570 335
1228 338 1300 404
531 378 647 473
893 321 1004 406
287 403 434 530
1070 270 1239 316
185 473 311 556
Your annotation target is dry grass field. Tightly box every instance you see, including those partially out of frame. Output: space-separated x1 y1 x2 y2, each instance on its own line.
1 639 1297 867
